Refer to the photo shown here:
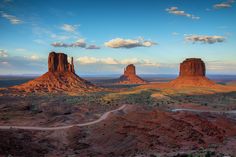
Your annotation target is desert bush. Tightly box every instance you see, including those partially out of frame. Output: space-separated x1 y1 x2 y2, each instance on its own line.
114 90 156 106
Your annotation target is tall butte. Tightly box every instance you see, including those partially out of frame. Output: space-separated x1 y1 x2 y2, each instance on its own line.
169 58 215 87
13 52 97 93
118 64 147 84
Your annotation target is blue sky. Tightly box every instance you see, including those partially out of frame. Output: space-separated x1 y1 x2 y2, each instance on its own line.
0 0 236 75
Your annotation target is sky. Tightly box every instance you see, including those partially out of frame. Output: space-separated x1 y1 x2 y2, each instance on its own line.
0 0 236 75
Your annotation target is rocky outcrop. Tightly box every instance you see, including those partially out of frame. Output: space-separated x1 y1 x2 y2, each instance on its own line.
118 64 146 84
124 64 136 76
169 58 215 87
13 52 98 93
179 58 205 77
48 52 75 73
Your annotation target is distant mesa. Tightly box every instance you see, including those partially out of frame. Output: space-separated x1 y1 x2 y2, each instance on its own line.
13 52 98 93
169 58 215 87
118 64 147 84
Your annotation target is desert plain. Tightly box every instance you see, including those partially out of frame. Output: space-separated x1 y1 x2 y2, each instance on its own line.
0 53 236 157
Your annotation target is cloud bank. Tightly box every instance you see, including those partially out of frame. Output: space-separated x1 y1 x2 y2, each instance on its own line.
214 0 235 9
76 56 160 67
0 11 22 24
185 35 225 44
86 45 101 49
0 50 8 57
51 39 86 48
0 51 46 74
166 7 200 20
60 24 78 32
104 38 157 48
51 39 100 49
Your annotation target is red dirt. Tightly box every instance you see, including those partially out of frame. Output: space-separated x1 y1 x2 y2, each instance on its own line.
70 106 236 156
168 76 216 87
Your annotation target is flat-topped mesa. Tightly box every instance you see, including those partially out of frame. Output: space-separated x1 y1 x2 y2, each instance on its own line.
169 58 215 87
179 58 205 77
118 64 146 84
48 52 75 73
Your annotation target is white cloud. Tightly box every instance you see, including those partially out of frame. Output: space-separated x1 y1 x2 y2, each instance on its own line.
206 61 236 74
34 39 47 45
0 50 8 57
100 58 119 64
60 24 78 32
29 55 40 60
15 48 27 52
76 56 98 64
50 34 70 40
120 58 160 66
1 11 22 24
24 55 41 61
73 39 86 47
166 7 200 20
104 38 157 48
185 35 225 44
51 39 86 48
172 32 179 36
0 55 47 74
1 61 9 64
214 0 234 9
51 42 71 47
32 25 76 41
76 56 159 67
51 39 100 49
86 45 100 49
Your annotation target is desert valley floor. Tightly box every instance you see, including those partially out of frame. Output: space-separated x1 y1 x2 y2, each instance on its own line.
0 75 236 157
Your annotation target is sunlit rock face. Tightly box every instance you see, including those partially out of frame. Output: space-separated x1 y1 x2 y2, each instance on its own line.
124 64 136 76
169 58 215 87
48 52 74 73
179 58 205 77
13 52 98 93
119 64 146 84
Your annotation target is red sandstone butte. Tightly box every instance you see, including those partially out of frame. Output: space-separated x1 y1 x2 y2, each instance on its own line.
48 52 75 73
169 58 215 87
118 64 147 84
13 52 97 93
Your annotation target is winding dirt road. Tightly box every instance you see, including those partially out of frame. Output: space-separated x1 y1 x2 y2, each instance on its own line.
1 104 235 131
0 104 127 131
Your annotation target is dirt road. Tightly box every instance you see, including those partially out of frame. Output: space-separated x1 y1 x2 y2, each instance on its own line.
0 104 127 131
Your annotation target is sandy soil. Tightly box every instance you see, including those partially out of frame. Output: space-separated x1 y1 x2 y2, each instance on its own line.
1 82 236 156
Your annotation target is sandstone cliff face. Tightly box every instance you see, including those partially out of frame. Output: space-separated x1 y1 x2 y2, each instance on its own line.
179 58 205 77
48 52 74 73
119 64 146 84
124 64 136 76
169 58 215 87
13 52 97 93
